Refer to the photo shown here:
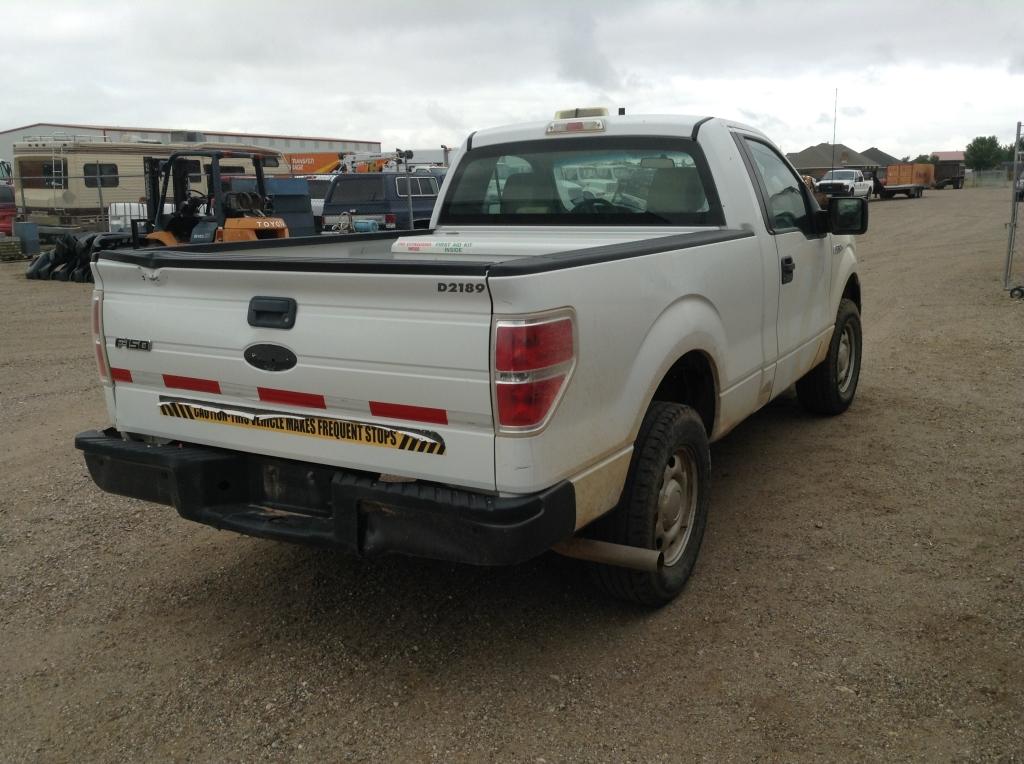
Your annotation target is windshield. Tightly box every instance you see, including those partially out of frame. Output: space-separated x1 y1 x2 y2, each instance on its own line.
439 137 724 226
822 170 856 180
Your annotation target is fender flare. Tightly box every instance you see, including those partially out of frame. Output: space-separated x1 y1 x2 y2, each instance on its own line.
621 294 726 442
832 244 860 316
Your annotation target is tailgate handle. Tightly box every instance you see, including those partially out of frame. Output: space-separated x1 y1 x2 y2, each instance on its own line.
248 297 297 329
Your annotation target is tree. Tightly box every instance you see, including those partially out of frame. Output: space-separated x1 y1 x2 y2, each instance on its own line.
965 136 1005 170
911 154 937 164
1004 137 1024 163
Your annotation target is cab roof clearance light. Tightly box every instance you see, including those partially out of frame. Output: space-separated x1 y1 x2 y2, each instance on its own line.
545 118 606 136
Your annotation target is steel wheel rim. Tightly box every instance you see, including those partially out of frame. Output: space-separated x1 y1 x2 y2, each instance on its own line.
656 446 698 567
836 323 857 394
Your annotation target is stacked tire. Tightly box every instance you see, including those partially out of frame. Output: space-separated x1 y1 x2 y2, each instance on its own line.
25 232 131 283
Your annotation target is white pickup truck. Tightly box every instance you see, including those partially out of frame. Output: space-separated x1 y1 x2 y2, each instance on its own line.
817 169 872 199
77 109 868 606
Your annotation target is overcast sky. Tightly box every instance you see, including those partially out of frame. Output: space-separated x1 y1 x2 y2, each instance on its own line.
3 0 1022 157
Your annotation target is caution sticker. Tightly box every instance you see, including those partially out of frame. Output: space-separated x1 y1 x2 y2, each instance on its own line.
159 397 446 455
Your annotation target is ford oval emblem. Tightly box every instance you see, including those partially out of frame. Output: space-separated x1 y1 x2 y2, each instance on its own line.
244 344 297 372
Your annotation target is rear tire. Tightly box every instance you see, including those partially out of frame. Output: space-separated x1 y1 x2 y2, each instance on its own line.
796 298 862 416
590 402 710 607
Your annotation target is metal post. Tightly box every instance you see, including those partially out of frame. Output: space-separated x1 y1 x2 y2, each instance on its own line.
95 167 105 231
1004 120 1022 290
402 152 414 230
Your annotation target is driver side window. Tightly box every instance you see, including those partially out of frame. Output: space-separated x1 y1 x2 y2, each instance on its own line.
744 139 811 234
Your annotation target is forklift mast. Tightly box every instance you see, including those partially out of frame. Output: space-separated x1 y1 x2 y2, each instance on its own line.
136 150 285 247
143 157 162 224
146 150 272 229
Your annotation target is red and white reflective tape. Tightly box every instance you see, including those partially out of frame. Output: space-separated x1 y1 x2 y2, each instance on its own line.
108 368 450 426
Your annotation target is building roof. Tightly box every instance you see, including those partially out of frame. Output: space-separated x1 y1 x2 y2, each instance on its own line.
0 121 376 145
861 147 901 167
786 142 880 170
931 150 965 162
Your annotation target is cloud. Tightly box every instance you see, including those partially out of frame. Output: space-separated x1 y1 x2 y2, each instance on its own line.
1 0 1023 158
425 102 467 134
738 110 787 132
554 13 622 90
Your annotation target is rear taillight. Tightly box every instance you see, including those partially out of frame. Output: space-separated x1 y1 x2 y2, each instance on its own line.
493 312 575 431
91 289 109 382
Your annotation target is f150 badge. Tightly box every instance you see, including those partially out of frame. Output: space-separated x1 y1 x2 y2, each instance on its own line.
114 338 152 351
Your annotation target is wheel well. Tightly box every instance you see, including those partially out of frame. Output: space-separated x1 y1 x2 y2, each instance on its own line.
651 351 717 435
842 274 862 315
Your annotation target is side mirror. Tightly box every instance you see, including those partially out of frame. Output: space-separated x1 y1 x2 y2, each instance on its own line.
828 196 868 235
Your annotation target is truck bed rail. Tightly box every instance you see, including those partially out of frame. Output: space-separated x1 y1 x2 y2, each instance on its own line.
94 228 754 276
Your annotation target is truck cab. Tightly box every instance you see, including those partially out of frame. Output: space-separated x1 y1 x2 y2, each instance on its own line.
322 171 443 231
817 169 872 198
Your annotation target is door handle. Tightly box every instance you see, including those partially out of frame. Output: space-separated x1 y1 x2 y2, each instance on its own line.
780 256 796 284
248 296 297 329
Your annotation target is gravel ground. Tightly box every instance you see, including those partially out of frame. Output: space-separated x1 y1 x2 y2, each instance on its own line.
1 186 1022 762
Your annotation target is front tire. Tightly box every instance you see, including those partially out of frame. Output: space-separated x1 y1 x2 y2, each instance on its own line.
796 298 862 415
591 402 710 607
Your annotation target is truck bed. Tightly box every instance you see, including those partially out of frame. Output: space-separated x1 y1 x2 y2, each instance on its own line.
91 227 752 495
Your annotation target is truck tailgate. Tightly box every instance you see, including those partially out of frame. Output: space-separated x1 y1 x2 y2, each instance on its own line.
94 259 496 491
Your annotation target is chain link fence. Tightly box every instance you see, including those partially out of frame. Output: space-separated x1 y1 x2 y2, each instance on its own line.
11 169 319 233
964 169 1012 188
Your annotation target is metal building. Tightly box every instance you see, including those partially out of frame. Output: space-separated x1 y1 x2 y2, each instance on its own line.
0 122 380 163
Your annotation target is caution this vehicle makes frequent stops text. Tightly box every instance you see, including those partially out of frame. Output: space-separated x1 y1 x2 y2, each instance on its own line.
76 108 868 606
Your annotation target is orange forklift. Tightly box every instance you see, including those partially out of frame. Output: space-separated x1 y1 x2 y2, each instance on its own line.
133 150 289 247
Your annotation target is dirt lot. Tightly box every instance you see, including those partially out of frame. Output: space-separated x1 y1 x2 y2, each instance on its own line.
1 187 1022 762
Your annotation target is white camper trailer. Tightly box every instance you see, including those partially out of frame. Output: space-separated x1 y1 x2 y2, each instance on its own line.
12 136 289 231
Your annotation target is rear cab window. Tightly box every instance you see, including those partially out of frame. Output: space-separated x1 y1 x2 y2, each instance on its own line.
438 137 725 226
